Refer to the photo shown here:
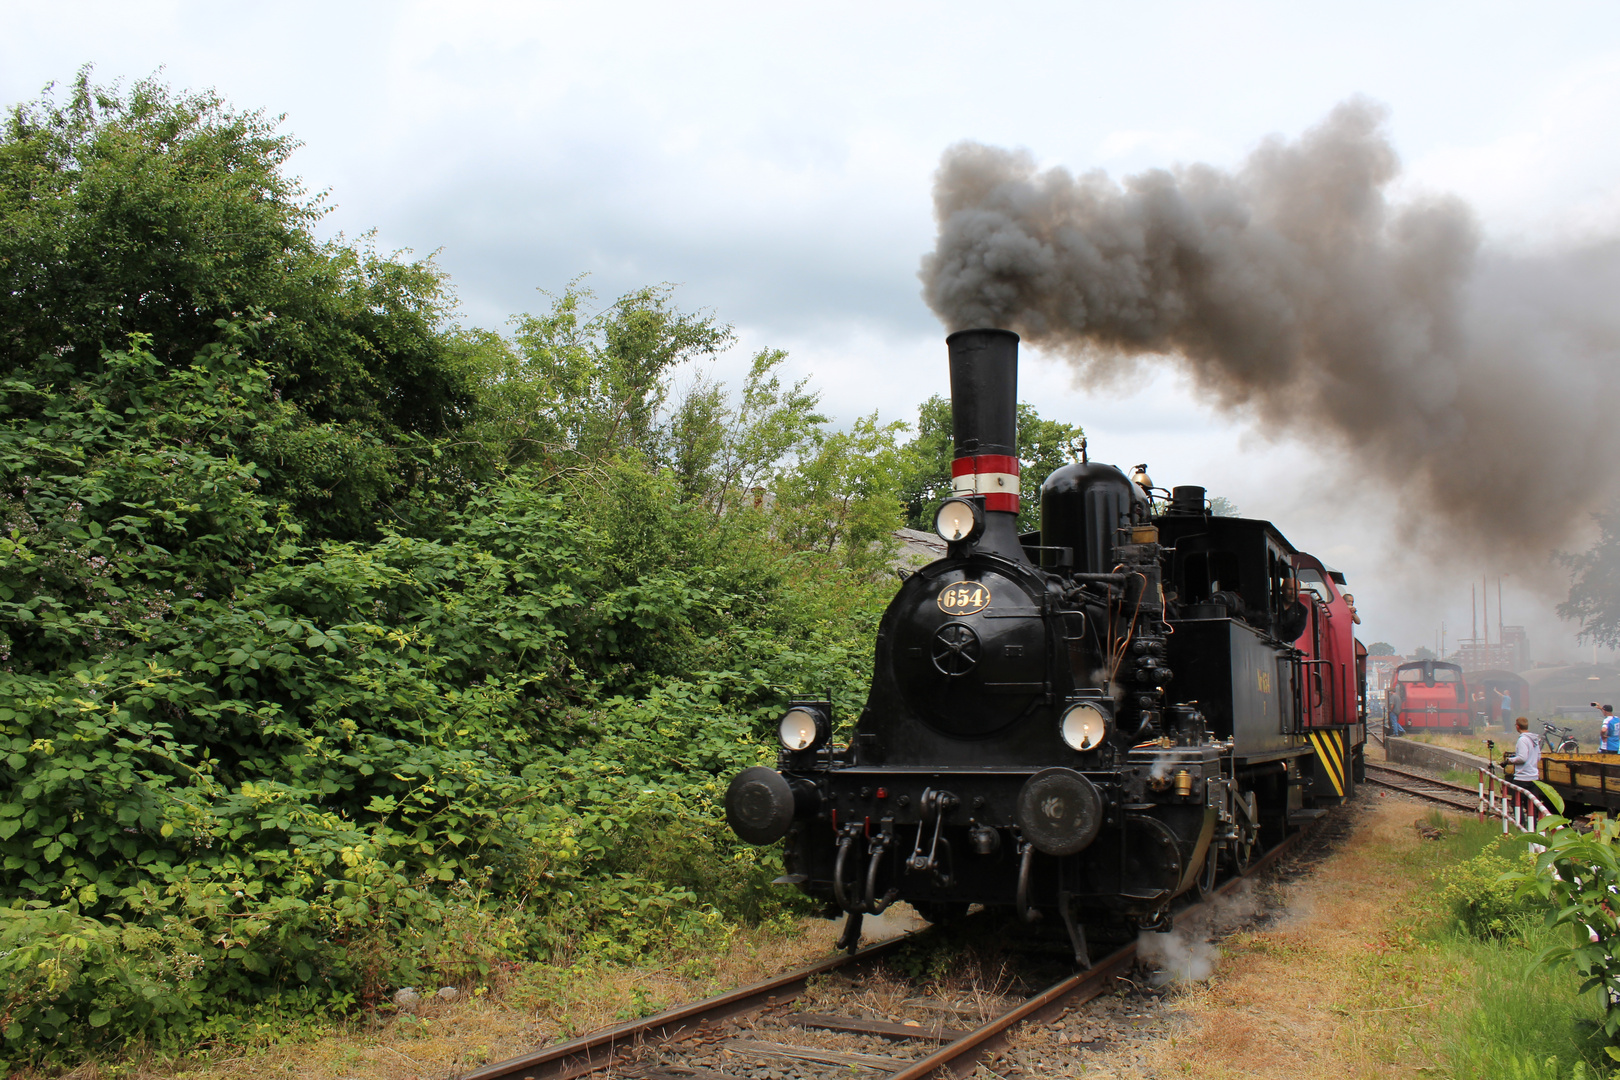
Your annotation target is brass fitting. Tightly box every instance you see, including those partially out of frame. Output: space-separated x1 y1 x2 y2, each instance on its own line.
1174 769 1194 798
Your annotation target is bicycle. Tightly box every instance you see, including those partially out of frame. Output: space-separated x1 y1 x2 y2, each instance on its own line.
1541 721 1580 754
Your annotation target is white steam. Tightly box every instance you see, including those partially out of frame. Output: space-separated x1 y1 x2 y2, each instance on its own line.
1136 879 1258 985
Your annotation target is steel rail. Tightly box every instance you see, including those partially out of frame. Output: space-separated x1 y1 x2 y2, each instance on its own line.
1363 763 1476 813
459 822 1317 1080
882 822 1313 1080
1366 761 1476 792
455 934 913 1080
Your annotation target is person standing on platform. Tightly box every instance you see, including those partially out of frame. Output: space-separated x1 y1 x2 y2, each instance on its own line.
1505 716 1540 782
1601 704 1620 754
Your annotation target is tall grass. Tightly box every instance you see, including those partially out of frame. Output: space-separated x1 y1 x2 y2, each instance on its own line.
1431 816 1612 1079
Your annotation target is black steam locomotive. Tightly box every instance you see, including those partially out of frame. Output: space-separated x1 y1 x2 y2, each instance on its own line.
725 329 1366 963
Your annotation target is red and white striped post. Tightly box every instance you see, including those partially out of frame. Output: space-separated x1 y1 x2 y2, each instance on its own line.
1476 767 1552 835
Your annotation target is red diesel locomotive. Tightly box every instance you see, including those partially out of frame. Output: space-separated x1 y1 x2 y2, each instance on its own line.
1389 660 1471 731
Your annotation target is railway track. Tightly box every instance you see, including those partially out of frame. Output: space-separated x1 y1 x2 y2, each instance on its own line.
457 826 1314 1080
1364 762 1477 813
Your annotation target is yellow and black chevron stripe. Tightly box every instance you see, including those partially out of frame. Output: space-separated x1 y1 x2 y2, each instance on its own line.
1308 728 1350 799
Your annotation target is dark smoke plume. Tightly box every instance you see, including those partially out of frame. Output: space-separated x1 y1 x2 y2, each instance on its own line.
920 100 1620 557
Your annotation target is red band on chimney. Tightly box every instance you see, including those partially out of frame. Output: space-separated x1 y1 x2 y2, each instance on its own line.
952 454 1020 478
983 492 1020 513
950 455 1022 514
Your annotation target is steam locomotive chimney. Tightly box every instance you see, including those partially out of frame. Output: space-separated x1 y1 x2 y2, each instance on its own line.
946 328 1028 561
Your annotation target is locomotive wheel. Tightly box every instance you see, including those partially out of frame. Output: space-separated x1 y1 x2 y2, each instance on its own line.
1227 821 1256 874
1226 789 1258 873
1120 815 1183 906
1195 850 1219 898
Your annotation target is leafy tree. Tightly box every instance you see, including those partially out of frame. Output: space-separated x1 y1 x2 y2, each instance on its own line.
456 280 734 474
1366 641 1396 656
776 413 909 572
1017 407 1088 530
1209 495 1241 517
897 394 954 529
0 70 313 376
665 371 731 502
1412 645 1438 660
0 70 474 541
1558 508 1620 648
663 348 826 514
898 395 1084 533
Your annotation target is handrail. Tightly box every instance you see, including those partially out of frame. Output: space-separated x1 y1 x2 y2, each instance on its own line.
1478 767 1553 833
1301 657 1332 727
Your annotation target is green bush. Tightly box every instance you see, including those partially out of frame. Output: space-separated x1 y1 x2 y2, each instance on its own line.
0 329 872 1063
1440 841 1543 939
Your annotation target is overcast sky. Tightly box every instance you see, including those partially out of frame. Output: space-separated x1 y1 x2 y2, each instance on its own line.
7 1 1620 661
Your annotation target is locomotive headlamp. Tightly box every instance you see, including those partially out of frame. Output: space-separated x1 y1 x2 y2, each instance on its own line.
935 498 983 543
1059 703 1110 751
778 706 830 752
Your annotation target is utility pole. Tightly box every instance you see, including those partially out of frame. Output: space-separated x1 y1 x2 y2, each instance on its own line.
1497 576 1504 644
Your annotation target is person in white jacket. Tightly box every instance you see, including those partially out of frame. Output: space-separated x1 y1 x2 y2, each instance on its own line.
1504 716 1540 781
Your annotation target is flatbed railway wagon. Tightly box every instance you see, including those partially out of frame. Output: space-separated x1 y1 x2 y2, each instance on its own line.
1539 752 1620 814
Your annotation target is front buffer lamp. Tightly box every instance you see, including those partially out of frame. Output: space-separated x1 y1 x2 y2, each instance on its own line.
778 705 831 752
935 497 984 544
1059 702 1110 751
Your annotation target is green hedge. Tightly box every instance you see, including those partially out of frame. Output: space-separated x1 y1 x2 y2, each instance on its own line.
0 331 883 1063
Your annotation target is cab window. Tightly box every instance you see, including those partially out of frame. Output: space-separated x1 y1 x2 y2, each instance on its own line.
1296 568 1334 603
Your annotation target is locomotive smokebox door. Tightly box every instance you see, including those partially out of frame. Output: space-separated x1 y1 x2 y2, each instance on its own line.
890 567 1048 738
